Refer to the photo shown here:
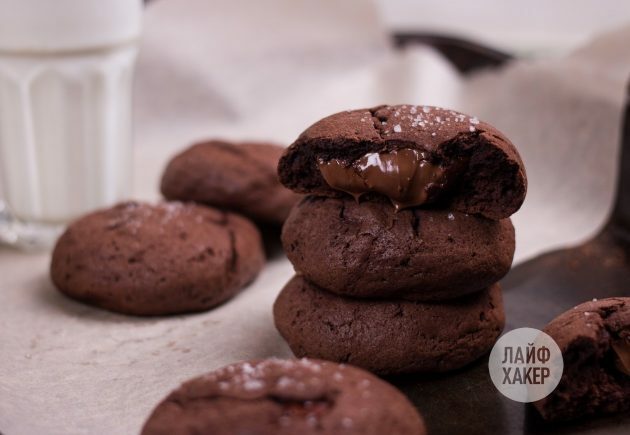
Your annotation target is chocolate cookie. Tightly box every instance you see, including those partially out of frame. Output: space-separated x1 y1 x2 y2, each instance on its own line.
161 140 300 226
282 196 514 300
278 105 526 220
534 297 630 422
274 276 505 374
50 201 265 316
141 358 426 435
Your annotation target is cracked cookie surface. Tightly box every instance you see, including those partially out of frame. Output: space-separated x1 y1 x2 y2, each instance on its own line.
278 105 526 220
141 358 426 435
534 297 630 421
50 201 265 315
282 196 514 300
161 140 301 226
273 275 505 374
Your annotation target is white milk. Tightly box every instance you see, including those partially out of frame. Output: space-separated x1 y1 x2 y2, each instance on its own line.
0 0 142 248
0 47 136 223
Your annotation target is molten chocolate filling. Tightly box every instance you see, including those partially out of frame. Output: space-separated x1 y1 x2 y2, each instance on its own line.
611 336 630 376
318 149 463 211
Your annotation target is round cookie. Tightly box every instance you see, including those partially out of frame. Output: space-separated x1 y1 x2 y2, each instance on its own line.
50 201 265 316
161 140 301 225
534 297 630 422
282 196 514 300
141 358 426 435
273 275 505 375
278 105 527 220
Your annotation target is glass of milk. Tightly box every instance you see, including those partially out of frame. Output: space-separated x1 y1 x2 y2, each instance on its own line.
0 0 142 249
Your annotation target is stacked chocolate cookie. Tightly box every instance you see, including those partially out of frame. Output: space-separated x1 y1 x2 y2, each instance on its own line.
274 105 527 375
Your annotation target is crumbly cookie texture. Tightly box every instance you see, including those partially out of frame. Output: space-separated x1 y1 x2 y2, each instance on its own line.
279 105 526 220
534 297 630 421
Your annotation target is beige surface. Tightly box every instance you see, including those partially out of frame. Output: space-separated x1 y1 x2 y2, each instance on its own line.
1 1 630 434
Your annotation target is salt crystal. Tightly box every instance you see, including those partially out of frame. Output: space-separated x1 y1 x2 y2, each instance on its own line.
243 380 265 391
422 106 430 113
393 124 402 133
593 298 598 302
469 126 476 132
277 376 293 389
448 213 455 221
410 106 417 114
469 117 480 125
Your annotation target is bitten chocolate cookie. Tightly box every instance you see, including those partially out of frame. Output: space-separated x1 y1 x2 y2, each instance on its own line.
534 297 630 422
50 201 265 316
161 140 301 225
282 196 514 300
274 276 505 374
278 105 526 220
141 358 426 435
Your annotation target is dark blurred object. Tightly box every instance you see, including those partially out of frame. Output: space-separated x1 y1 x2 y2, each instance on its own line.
392 33 513 73
611 88 630 239
394 35 630 435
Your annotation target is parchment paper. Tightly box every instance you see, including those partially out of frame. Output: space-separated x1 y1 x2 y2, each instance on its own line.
1 1 629 434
